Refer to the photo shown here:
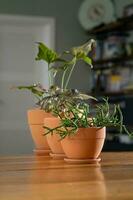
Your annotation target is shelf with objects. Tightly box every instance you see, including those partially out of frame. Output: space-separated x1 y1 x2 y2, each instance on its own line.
89 14 133 97
87 16 133 151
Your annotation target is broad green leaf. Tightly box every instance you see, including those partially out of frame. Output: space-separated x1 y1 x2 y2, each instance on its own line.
82 55 93 67
35 42 58 63
71 39 96 57
17 85 44 97
74 93 97 101
79 94 97 101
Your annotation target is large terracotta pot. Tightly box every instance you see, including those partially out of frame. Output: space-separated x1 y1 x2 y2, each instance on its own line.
44 117 65 159
61 127 106 163
27 109 53 155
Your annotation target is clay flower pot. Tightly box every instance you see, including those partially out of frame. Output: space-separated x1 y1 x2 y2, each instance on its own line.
61 127 106 163
27 109 53 155
44 117 65 159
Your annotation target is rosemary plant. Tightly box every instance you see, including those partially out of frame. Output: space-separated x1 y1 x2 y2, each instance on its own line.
43 98 133 139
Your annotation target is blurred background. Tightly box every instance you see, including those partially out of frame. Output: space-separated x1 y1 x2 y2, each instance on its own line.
0 0 133 155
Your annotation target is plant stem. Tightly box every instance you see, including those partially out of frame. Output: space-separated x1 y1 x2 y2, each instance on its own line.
61 68 67 89
48 63 52 86
64 58 76 89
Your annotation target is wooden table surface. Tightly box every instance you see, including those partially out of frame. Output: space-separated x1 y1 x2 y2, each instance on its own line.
0 152 133 200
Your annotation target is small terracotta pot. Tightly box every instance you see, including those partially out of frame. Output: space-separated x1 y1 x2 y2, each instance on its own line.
61 127 106 163
27 109 53 155
44 117 65 159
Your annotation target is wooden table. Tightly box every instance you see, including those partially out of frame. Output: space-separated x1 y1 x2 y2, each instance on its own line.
0 152 133 200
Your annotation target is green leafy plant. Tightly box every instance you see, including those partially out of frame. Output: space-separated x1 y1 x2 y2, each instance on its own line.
35 42 65 86
49 39 95 89
37 85 97 112
11 83 47 108
43 98 133 139
14 39 95 111
35 39 95 89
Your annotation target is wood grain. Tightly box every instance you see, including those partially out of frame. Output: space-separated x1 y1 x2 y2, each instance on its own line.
0 152 133 200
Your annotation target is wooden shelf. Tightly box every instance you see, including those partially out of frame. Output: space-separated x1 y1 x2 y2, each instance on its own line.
87 16 133 69
88 15 133 36
94 55 133 65
87 15 133 101
92 55 133 70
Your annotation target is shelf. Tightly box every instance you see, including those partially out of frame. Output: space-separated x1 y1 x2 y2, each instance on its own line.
87 15 133 36
92 55 133 70
93 55 133 65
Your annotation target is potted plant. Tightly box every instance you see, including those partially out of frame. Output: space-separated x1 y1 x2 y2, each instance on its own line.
39 39 96 158
42 87 96 159
13 39 100 158
44 97 133 163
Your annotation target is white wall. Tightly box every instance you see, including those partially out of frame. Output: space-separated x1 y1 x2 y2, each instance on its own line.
0 15 55 155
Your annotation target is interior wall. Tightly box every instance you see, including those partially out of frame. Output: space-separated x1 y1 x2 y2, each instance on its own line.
0 0 87 51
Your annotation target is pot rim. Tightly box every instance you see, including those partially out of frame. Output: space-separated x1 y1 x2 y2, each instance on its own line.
63 127 106 130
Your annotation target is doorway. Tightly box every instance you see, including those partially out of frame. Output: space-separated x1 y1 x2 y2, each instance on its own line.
0 15 55 155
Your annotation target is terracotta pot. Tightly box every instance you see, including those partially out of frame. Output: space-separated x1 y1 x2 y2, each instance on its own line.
44 117 65 159
61 127 106 163
27 109 53 155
